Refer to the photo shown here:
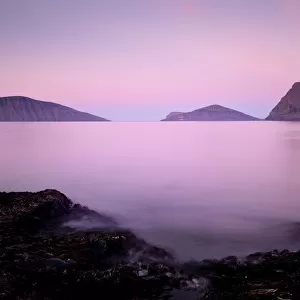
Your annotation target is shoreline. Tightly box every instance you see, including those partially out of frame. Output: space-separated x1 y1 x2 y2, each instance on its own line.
1 189 299 299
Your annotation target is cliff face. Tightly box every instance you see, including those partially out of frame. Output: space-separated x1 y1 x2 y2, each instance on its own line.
161 104 258 121
0 96 109 121
266 82 300 121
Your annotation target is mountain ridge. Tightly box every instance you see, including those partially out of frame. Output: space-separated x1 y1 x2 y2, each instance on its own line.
0 96 109 121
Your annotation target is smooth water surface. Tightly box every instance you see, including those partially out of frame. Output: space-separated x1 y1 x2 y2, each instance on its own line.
1 122 300 260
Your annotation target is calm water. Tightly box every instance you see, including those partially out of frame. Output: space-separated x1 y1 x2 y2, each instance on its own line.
1 122 300 261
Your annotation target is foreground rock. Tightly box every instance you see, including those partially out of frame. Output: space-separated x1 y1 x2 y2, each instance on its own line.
266 82 300 121
0 96 110 121
0 190 203 300
161 105 259 121
2 190 300 299
183 250 300 299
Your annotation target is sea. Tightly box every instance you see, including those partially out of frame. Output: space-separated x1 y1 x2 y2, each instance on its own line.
1 121 300 261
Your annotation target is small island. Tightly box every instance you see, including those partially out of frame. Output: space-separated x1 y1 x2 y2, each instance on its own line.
0 96 109 122
161 105 259 121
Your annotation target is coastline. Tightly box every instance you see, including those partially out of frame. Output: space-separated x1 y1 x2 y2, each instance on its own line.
0 189 299 299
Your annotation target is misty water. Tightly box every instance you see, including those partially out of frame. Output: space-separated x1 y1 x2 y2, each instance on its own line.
1 122 300 261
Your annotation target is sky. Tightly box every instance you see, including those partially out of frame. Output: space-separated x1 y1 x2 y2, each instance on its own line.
0 0 300 121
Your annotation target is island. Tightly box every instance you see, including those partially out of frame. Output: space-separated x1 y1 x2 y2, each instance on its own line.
161 105 259 121
1 189 299 299
266 82 300 121
0 96 109 121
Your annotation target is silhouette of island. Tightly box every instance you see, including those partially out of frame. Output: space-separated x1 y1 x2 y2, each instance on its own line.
2 82 300 122
0 96 109 121
161 104 259 121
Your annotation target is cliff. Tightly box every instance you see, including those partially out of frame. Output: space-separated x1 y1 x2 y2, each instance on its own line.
266 82 300 121
161 105 258 121
0 96 109 121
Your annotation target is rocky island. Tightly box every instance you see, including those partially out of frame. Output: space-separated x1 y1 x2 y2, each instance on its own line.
266 82 300 121
1 189 300 299
0 96 109 121
161 105 259 121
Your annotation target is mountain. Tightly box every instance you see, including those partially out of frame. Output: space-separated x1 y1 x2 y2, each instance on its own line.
266 82 300 121
0 96 109 121
161 104 259 121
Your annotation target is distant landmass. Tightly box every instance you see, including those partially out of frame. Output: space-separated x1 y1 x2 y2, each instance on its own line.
266 82 300 121
161 104 259 121
0 96 109 121
3 83 300 122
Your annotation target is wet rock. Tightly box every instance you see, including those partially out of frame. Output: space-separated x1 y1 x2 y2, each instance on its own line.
60 203 118 231
0 189 72 236
0 190 202 299
197 249 300 299
44 258 69 269
138 269 149 277
3 189 300 299
246 251 264 263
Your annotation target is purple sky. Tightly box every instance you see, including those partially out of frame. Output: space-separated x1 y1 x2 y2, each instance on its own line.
1 0 300 121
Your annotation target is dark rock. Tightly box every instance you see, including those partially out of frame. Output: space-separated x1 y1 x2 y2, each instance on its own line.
0 189 72 237
197 249 300 299
4 189 300 299
0 189 202 299
60 203 117 232
161 105 259 121
44 258 69 269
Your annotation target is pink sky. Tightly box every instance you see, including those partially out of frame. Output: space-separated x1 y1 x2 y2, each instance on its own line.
1 0 300 120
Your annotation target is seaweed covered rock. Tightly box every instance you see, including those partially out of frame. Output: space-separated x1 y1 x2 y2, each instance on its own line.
187 250 300 299
0 190 202 300
4 190 300 299
0 189 72 234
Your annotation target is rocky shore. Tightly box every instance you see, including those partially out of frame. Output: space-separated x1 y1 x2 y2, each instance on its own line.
1 190 300 299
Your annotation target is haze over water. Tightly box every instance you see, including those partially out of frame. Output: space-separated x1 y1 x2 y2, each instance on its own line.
1 122 300 261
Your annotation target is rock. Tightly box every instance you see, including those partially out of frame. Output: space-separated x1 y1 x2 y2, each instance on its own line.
138 269 149 277
61 203 117 232
196 249 300 299
0 189 202 299
67 259 76 265
266 82 300 121
161 104 259 121
0 96 110 121
0 189 72 235
44 258 69 269
5 189 300 299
